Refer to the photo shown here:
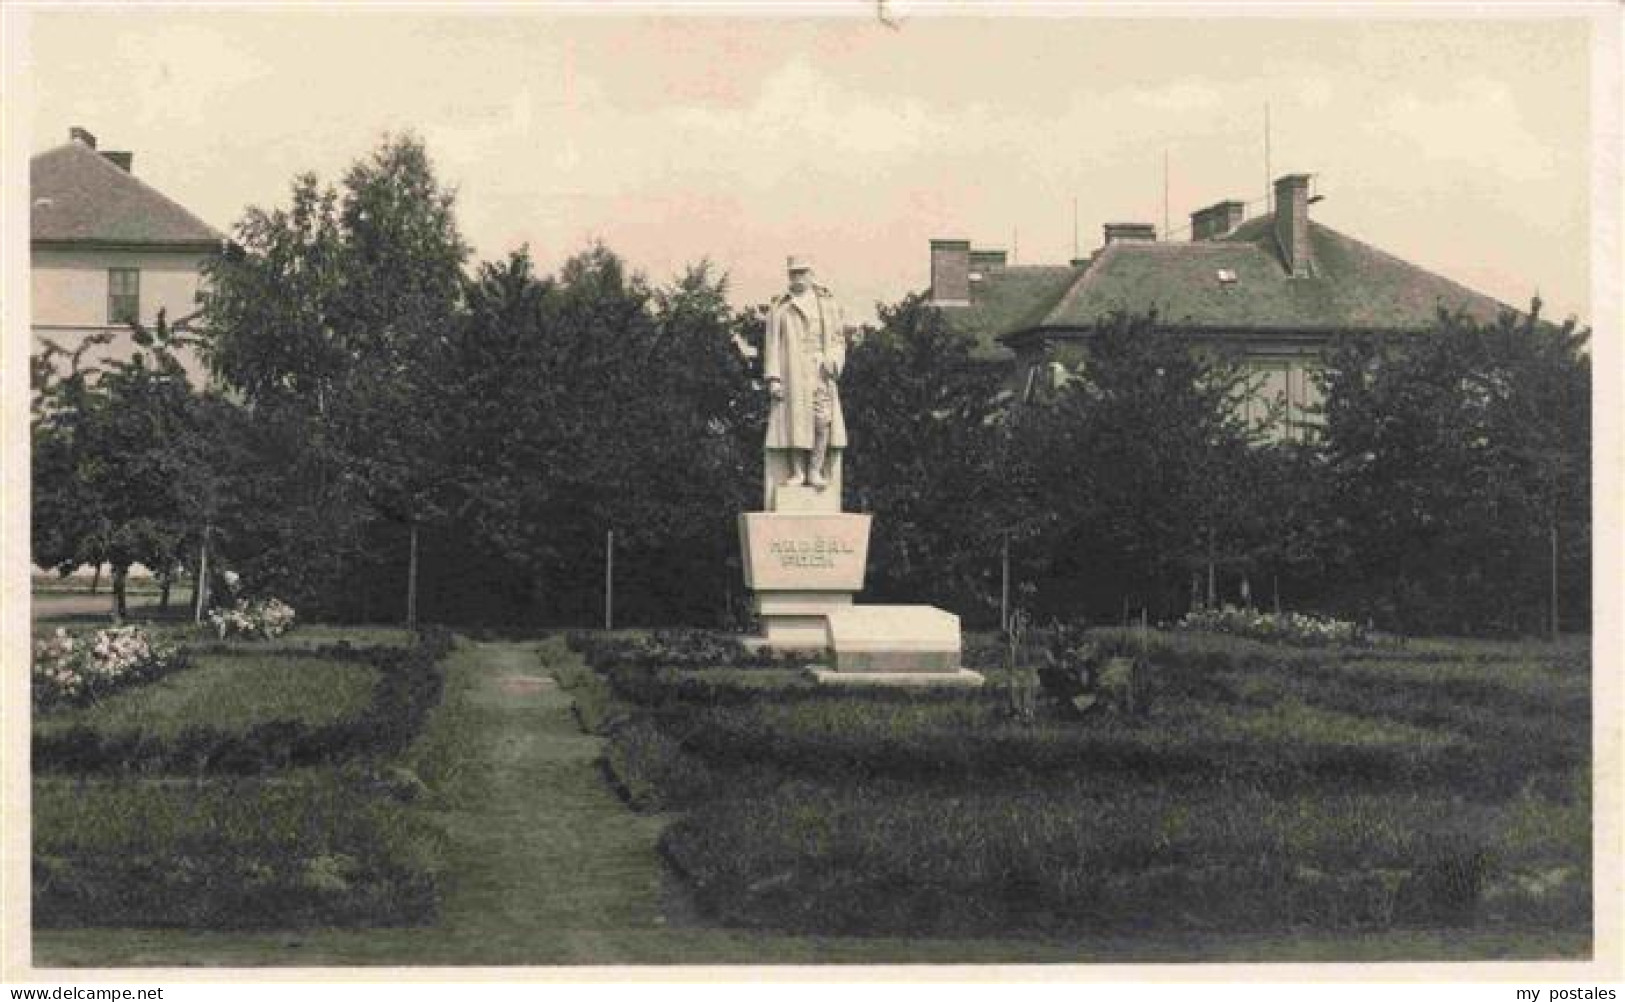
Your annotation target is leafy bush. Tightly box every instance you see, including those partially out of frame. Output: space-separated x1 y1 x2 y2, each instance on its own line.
33 774 444 929
1176 605 1371 647
33 628 453 775
32 625 188 711
568 629 807 673
602 664 802 711
207 596 297 640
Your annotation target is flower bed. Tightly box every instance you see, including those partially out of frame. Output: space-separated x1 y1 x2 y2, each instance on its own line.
1176 605 1372 647
32 626 187 711
208 596 298 640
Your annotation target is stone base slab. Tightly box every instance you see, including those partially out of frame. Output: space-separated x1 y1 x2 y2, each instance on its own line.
826 604 962 674
808 668 985 688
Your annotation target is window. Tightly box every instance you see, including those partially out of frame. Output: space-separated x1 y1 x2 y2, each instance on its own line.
107 268 140 325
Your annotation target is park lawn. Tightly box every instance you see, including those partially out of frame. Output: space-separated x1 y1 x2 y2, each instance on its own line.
33 652 380 741
31 634 1591 967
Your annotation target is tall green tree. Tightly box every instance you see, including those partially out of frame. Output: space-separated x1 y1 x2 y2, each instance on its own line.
424 246 759 626
1318 303 1590 635
1013 312 1259 623
841 293 1011 622
32 312 207 618
198 133 469 621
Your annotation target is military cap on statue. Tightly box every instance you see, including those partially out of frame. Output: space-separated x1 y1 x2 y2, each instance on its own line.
786 255 813 273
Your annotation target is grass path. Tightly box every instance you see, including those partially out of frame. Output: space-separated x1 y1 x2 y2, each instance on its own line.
32 638 1589 969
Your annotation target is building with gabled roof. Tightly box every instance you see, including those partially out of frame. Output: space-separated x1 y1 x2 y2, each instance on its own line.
928 173 1514 437
31 126 224 384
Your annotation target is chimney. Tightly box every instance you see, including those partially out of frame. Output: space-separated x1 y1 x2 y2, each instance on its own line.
70 126 97 149
1103 222 1157 246
929 238 971 305
1273 174 1314 277
102 150 134 173
1190 200 1246 241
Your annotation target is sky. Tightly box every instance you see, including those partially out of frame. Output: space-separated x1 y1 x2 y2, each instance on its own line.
21 7 1599 326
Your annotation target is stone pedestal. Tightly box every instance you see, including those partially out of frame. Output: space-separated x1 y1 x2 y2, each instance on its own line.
738 510 870 650
737 510 980 687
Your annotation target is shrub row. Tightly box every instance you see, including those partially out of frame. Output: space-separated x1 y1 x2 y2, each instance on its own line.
33 629 453 775
182 637 418 660
600 678 1577 802
663 698 1549 799
661 781 1590 935
567 629 808 672
33 774 444 929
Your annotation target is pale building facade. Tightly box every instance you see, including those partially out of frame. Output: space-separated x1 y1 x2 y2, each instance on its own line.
31 126 222 385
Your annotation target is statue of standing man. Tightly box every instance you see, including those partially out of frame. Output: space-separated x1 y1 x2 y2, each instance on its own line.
763 255 847 507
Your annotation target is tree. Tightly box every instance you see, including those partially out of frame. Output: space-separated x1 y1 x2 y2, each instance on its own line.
422 246 761 626
198 133 470 622
32 312 207 619
841 293 1010 623
1318 303 1590 635
1012 312 1259 623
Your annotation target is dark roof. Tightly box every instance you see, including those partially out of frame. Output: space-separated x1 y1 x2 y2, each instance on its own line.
31 141 223 250
966 211 1511 351
936 265 1079 359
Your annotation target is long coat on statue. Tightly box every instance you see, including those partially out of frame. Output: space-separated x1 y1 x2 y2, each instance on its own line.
762 285 848 451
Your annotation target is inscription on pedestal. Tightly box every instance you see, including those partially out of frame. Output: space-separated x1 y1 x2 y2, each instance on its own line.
739 512 871 591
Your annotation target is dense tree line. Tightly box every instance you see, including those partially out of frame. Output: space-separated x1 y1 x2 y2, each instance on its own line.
31 135 1591 636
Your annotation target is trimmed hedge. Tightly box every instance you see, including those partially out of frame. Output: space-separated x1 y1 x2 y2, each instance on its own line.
661 781 1590 935
593 640 1585 800
33 629 453 775
34 774 444 929
568 629 808 672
